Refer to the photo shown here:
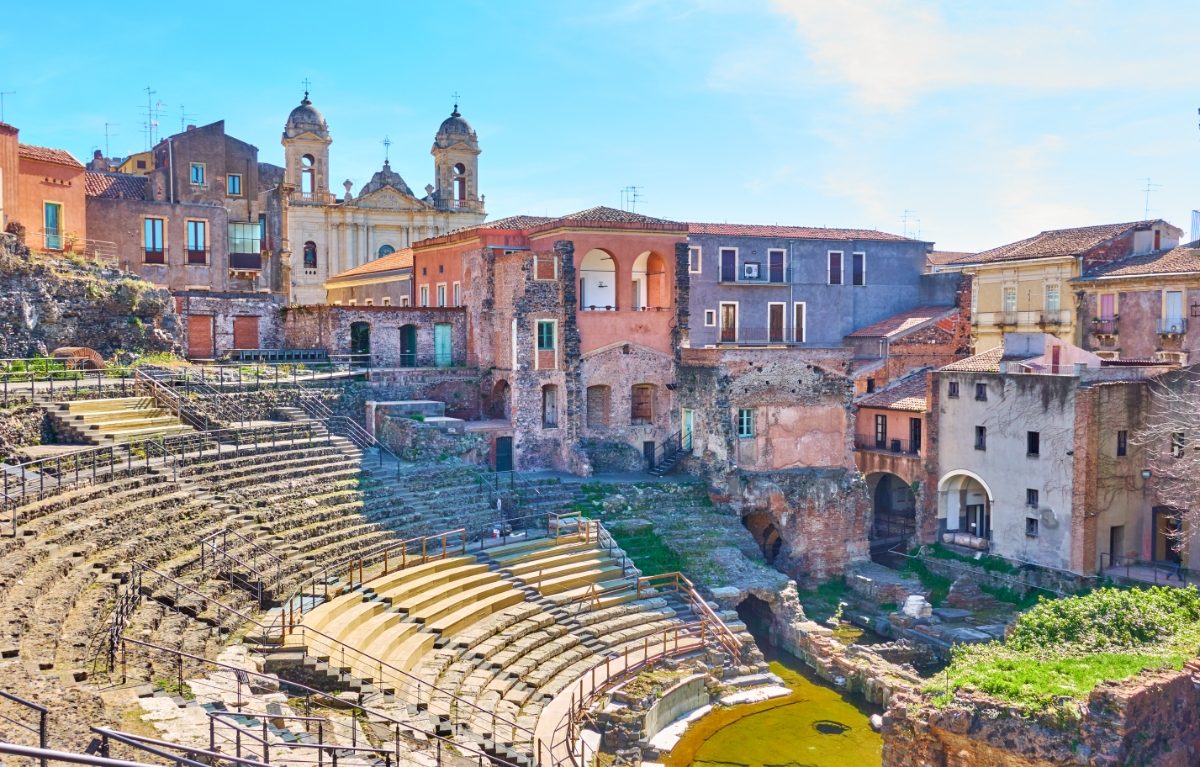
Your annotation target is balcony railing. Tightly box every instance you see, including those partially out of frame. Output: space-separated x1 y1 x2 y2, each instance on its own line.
1039 309 1068 325
854 434 920 455
229 252 262 270
1157 317 1187 335
994 311 1019 326
1092 317 1118 335
186 249 207 265
442 198 485 212
713 326 803 345
143 248 165 265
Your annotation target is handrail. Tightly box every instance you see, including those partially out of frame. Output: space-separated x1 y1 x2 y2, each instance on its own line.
635 571 742 659
199 528 284 606
649 430 687 472
90 726 269 767
118 636 525 767
133 561 265 630
0 689 48 766
139 366 252 427
0 742 171 767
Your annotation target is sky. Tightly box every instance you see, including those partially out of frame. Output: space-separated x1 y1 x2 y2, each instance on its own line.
1 0 1198 252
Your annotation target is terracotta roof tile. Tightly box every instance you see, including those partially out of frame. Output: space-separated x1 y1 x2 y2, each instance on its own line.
858 371 929 412
1078 243 1200 279
939 347 1007 373
689 222 914 241
846 306 957 338
559 206 682 226
954 221 1160 265
928 250 972 265
18 143 83 168
84 172 147 200
327 247 413 282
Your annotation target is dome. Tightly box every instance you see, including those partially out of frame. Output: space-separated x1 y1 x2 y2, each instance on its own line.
357 159 414 198
435 105 477 146
284 95 329 140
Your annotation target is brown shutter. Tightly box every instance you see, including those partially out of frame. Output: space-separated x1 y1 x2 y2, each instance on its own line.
187 315 215 359
232 316 260 350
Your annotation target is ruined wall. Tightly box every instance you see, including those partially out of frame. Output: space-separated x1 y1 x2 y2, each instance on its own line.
174 290 285 356
281 304 467 367
883 662 1200 767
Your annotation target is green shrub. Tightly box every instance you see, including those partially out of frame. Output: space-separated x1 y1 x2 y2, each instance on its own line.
1006 585 1200 652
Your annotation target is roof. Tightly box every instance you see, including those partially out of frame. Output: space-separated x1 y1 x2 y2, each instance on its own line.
84 172 147 200
955 221 1160 266
18 143 83 168
327 247 414 282
554 206 683 227
859 371 929 412
939 347 1010 373
846 305 957 338
689 222 914 241
928 250 972 266
1078 242 1200 280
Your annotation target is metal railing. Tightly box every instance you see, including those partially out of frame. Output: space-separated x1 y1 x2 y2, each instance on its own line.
1157 317 1188 335
710 326 805 345
1091 318 1119 335
136 366 252 427
0 690 48 766
853 434 920 455
1099 553 1198 587
648 430 688 473
199 528 285 608
90 727 268 767
0 359 138 407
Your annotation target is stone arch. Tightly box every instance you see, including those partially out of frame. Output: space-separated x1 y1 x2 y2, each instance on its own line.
867 472 917 543
488 379 511 420
631 250 668 310
743 511 784 565
579 248 617 310
938 470 994 541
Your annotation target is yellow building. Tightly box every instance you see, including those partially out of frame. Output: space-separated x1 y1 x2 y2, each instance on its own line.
116 150 153 175
951 220 1181 352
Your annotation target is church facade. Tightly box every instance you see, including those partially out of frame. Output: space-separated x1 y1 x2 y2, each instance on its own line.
268 93 486 304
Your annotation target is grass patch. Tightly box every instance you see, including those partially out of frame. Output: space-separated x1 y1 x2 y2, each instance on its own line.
608 526 683 576
902 557 952 606
928 586 1200 715
925 542 1021 575
797 579 849 623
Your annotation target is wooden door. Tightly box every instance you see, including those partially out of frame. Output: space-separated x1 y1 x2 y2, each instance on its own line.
187 315 214 359
720 304 737 342
494 436 513 472
434 323 452 368
232 316 259 350
768 304 784 342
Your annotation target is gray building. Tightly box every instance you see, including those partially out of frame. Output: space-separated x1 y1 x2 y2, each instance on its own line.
686 223 955 346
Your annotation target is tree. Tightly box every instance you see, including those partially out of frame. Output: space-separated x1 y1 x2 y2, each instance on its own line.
1131 365 1200 551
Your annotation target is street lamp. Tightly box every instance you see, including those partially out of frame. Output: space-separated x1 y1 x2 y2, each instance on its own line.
1141 469 1153 480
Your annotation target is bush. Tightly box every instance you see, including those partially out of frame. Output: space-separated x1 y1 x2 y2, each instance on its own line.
1006 585 1200 652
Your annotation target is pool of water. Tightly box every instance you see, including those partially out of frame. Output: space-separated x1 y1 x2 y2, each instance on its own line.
662 649 882 767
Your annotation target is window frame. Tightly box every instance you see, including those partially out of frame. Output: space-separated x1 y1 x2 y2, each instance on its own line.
189 162 206 187
419 285 429 307
226 173 242 197
534 252 557 281
541 385 559 429
688 245 702 274
703 309 716 327
767 301 786 343
185 219 208 265
631 384 655 425
874 413 887 448
974 425 987 451
719 247 738 283
1026 488 1039 508
1044 282 1061 313
975 382 988 401
851 251 866 286
1027 431 1040 457
535 318 558 370
767 248 786 283
1116 429 1128 457
718 300 739 343
436 283 447 307
792 301 806 343
827 251 844 285
1025 516 1040 538
948 381 960 398
452 281 461 306
143 216 166 264
1170 431 1186 458
736 407 754 439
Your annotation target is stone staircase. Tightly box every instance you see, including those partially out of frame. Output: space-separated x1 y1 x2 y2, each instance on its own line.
49 396 192 445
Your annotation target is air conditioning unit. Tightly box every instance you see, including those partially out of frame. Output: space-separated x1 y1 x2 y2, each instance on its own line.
743 263 759 279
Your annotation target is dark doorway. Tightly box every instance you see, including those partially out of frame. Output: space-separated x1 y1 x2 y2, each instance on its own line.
743 512 784 564
495 436 514 472
1109 525 1125 566
489 380 511 420
399 324 417 367
643 441 656 471
909 417 922 453
349 321 371 366
1152 506 1182 563
871 473 917 544
736 594 775 649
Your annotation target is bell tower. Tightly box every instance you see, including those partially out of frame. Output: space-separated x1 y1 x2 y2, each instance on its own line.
431 103 481 211
282 89 331 200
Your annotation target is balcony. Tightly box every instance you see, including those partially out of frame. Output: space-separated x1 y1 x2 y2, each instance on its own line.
1091 317 1118 335
186 249 207 265
1157 318 1187 336
1038 309 1071 326
854 434 920 456
992 311 1019 326
715 326 802 346
143 248 166 265
229 252 263 270
441 198 485 213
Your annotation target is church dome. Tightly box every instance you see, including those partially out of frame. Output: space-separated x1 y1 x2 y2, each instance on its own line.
285 95 329 140
357 159 414 198
435 106 477 146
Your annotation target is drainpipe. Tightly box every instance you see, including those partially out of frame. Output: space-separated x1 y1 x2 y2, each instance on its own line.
167 138 175 204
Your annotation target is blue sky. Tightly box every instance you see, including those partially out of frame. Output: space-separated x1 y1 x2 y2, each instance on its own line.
2 0 1198 251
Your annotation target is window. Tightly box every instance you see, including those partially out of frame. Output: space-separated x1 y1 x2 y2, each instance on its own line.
42 202 63 250
586 385 611 428
229 223 263 271
874 414 887 448
1027 431 1040 457
452 162 467 201
143 217 165 264
948 381 960 398
688 246 702 274
1116 429 1128 457
851 252 866 286
865 377 876 394
1045 283 1060 313
704 310 716 327
768 249 785 283
364 298 374 306
400 295 410 307
436 283 446 307
452 282 461 306
1170 431 1186 458
720 248 737 282
226 173 242 196
1025 517 1039 537
975 425 987 450
767 303 785 343
631 384 654 424
542 385 558 428
300 154 314 196
1026 488 1039 508
793 302 806 343
186 220 207 264
827 251 843 285
536 320 556 351
1100 293 1116 320
535 253 556 280
136 159 146 169
302 241 317 270
719 302 738 342
1002 285 1017 313
382 296 392 306
378 244 395 258
189 162 205 186
419 285 429 307
975 382 987 401
737 408 754 438
347 299 357 306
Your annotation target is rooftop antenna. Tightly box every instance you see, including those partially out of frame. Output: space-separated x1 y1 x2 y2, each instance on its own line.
901 209 920 238
621 185 643 213
178 104 197 132
0 91 13 123
1143 177 1162 219
382 135 391 163
104 123 119 157
141 86 166 149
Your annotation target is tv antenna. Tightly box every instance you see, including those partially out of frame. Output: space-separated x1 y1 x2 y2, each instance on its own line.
141 86 166 149
104 123 119 158
901 209 920 238
620 185 643 213
1143 177 1162 219
0 91 13 123
178 105 197 132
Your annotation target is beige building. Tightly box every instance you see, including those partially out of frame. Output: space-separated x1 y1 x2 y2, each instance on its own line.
951 220 1181 352
273 94 486 304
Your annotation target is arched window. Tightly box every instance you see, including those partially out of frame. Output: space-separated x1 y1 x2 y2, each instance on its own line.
579 249 617 310
303 241 317 270
453 162 467 202
300 154 315 196
632 251 668 310
378 244 395 258
542 384 559 429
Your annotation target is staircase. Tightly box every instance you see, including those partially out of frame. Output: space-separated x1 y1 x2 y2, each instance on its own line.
647 431 689 476
49 396 192 445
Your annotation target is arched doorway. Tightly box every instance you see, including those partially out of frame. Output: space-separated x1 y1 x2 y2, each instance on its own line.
869 473 917 544
743 512 784 565
579 249 617 310
631 251 667 310
399 324 417 367
938 471 994 543
349 321 370 366
488 379 511 420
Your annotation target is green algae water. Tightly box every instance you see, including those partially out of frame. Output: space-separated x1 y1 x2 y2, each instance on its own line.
663 650 882 767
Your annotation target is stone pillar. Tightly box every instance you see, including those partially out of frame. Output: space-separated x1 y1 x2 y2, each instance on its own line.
557 239 583 446
673 240 690 359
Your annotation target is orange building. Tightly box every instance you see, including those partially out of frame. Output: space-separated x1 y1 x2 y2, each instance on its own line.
16 142 86 252
0 123 17 231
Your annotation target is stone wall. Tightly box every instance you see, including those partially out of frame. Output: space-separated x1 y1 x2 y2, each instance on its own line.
174 290 285 357
0 233 179 358
883 662 1200 767
281 304 468 367
0 404 49 461
375 415 489 464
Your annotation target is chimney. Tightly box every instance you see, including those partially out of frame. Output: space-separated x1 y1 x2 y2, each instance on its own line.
186 124 196 131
